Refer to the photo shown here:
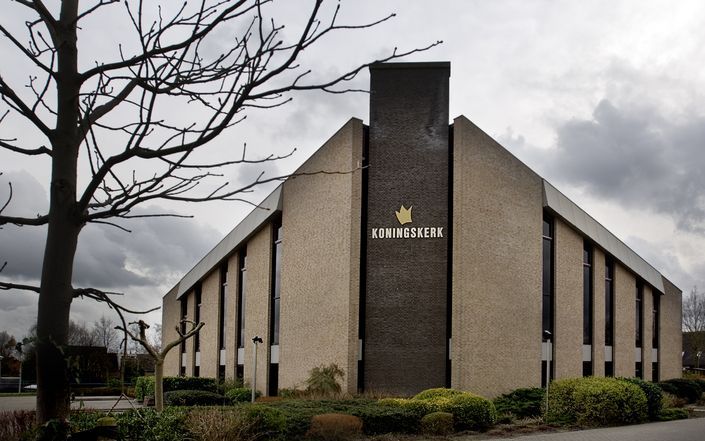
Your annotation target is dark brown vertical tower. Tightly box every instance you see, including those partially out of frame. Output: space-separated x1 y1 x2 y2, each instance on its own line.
363 62 450 394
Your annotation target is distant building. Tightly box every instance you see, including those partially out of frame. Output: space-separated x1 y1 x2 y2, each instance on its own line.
162 62 682 398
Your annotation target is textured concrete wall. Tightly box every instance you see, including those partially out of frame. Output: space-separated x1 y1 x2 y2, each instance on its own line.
162 286 180 376
279 118 363 394
642 284 653 380
614 264 636 377
452 116 543 397
243 224 273 395
199 269 220 378
224 252 239 379
553 219 584 379
660 278 683 380
592 248 606 376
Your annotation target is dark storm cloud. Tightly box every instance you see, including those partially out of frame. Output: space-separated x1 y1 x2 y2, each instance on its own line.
0 172 220 288
547 99 705 232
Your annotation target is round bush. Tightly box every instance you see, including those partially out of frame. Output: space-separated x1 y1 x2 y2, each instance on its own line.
420 411 454 435
240 405 287 439
414 387 465 401
225 387 260 404
620 378 662 420
163 389 226 406
438 393 496 431
548 377 647 426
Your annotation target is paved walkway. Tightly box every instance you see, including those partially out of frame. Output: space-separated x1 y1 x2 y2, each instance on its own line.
0 395 141 412
488 418 705 441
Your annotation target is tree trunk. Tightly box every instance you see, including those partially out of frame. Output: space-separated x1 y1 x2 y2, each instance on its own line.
154 359 165 412
36 0 81 431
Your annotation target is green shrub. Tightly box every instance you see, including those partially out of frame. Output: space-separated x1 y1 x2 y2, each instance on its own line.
216 377 244 395
164 390 226 406
493 387 545 419
439 393 496 431
662 392 686 408
413 387 465 401
420 411 454 435
305 364 345 397
658 379 703 404
225 387 260 404
620 378 662 420
657 408 689 421
69 411 104 433
135 376 155 401
547 377 647 426
117 408 189 441
239 405 286 440
350 404 420 434
378 398 435 417
135 376 219 401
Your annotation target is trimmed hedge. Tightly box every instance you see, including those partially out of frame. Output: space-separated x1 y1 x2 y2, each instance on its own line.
658 408 689 421
225 387 260 404
117 408 189 441
135 376 218 400
547 377 647 426
442 393 497 431
658 379 703 404
413 387 465 401
493 387 545 419
163 389 226 406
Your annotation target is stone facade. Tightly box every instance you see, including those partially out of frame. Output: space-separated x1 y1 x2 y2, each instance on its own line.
160 62 682 398
451 116 543 397
279 118 363 394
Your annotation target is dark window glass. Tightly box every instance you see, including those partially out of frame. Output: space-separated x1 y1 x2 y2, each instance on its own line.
194 284 202 352
180 366 186 377
653 293 660 349
583 241 593 345
268 363 279 396
605 361 614 377
194 366 200 378
582 361 593 377
271 223 282 345
180 298 188 354
635 362 642 379
605 259 614 346
541 216 554 388
237 251 247 349
219 263 228 351
652 362 659 382
636 282 643 348
218 365 225 381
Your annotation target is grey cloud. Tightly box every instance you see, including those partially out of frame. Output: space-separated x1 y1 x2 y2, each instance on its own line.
546 99 705 232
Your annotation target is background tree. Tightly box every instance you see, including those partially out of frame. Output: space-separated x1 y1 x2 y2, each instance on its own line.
119 319 204 412
0 330 19 376
67 320 96 346
91 315 120 353
683 286 705 365
0 0 437 429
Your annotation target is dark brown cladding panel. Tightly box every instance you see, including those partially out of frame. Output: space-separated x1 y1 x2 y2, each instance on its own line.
364 62 450 395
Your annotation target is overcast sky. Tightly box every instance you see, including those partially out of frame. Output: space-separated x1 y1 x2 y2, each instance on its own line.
1 0 705 340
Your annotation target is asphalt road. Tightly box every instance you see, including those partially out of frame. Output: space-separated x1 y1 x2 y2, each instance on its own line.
0 395 141 412
488 418 705 441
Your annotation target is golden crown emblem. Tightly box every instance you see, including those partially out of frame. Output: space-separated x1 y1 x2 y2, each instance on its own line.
395 204 413 225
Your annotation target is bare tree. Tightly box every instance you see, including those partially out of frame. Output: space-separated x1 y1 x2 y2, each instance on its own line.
67 320 96 346
119 319 204 412
683 286 705 363
91 315 120 353
0 0 437 429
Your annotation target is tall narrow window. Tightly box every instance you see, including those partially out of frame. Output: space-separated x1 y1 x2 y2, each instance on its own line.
604 259 614 377
219 263 228 351
179 297 188 376
541 215 554 387
218 262 228 381
582 241 593 376
636 282 643 348
270 222 282 346
652 292 660 382
635 281 643 378
237 250 247 349
194 284 202 352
